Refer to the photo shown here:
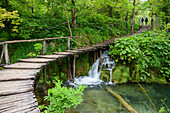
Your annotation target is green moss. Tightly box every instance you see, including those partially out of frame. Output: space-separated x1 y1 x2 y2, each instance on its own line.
100 70 110 81
112 66 130 83
146 74 167 84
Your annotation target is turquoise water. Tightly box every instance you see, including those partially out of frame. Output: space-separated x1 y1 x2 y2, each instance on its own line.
69 83 170 113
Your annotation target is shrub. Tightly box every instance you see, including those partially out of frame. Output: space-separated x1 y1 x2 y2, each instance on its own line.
39 80 86 113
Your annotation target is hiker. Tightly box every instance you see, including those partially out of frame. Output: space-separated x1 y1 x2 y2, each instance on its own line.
145 17 148 25
141 17 144 26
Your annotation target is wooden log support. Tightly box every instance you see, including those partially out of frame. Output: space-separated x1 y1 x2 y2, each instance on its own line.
43 40 46 55
4 43 10 65
94 51 96 62
96 51 99 59
67 57 72 80
73 55 78 82
99 50 102 71
0 45 5 64
43 66 47 95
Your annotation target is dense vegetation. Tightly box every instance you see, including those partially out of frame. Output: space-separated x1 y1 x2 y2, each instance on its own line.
0 0 145 64
108 30 170 83
0 0 169 112
39 80 86 113
1 0 169 63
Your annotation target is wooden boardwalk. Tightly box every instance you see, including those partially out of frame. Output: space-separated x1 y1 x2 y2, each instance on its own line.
0 26 149 113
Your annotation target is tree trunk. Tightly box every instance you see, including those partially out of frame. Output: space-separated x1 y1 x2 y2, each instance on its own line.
131 0 136 34
109 6 113 18
32 0 34 13
126 11 129 35
151 13 154 30
72 0 77 29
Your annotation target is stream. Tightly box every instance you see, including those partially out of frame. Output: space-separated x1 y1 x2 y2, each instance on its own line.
67 50 170 113
35 50 170 113
69 83 170 113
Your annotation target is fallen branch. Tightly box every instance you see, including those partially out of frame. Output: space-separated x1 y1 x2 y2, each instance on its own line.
137 82 158 111
106 87 138 113
70 38 83 47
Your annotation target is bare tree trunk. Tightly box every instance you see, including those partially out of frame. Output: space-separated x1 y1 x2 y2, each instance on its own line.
72 0 77 29
64 4 72 50
151 13 154 30
109 6 113 18
131 0 135 34
126 11 129 35
32 0 34 13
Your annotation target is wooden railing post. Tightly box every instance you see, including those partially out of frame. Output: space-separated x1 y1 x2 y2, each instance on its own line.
99 50 102 71
67 57 72 80
43 39 47 94
43 66 47 95
43 40 46 55
73 55 78 82
68 37 70 50
0 45 5 65
67 36 71 80
4 43 10 65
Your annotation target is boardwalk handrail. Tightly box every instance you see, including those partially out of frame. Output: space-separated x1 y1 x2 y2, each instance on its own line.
0 36 78 45
0 36 78 65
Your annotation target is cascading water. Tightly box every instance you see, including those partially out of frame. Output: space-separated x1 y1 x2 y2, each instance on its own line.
69 50 115 86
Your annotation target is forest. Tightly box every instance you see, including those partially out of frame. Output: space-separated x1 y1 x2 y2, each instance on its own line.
0 0 170 113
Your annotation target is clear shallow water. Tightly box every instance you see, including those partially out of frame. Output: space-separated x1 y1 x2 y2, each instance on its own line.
69 83 170 113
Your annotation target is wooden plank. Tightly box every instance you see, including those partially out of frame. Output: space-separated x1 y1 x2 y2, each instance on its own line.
38 54 66 59
0 99 37 113
30 107 40 113
65 49 84 53
0 80 34 87
18 58 55 63
0 95 36 109
53 52 75 55
93 44 107 48
0 69 40 81
16 107 40 113
0 80 34 96
0 86 33 96
0 92 34 105
16 107 36 113
75 47 97 52
4 62 47 69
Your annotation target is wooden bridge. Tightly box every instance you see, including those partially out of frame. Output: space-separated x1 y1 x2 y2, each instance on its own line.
0 26 149 113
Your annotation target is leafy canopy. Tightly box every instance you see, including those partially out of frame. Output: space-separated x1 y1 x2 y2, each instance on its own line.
0 7 22 32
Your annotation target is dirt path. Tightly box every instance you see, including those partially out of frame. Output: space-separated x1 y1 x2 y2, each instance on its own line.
98 25 150 46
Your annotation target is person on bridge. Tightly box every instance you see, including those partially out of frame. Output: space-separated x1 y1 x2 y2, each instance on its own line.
145 17 148 25
141 17 144 26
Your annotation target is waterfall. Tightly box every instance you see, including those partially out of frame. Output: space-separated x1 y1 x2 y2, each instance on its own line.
69 50 115 86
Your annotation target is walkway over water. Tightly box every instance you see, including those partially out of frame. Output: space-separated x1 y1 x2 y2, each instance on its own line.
0 25 150 113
